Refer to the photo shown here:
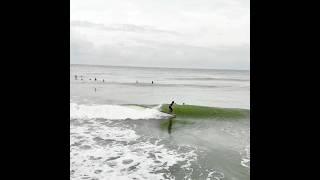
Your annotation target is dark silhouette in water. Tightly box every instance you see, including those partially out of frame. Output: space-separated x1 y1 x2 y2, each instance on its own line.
95 78 97 81
94 88 96 92
75 75 77 80
89 78 91 80
152 81 154 84
168 118 173 134
103 79 104 83
169 101 174 113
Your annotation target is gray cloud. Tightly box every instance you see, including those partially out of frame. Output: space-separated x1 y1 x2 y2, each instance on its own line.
70 20 181 36
71 35 249 69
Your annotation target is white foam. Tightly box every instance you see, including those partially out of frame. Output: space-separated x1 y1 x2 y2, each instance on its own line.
70 119 198 180
70 103 171 120
240 145 250 169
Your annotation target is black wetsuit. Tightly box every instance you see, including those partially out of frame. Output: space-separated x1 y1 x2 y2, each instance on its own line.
169 102 174 113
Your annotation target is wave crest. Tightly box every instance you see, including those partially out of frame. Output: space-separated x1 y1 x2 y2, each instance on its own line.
70 103 171 120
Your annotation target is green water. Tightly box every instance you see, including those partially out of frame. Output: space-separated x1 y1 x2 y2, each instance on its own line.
160 104 250 119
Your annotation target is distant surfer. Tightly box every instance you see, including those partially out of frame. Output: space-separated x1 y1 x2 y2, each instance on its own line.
169 101 174 113
95 78 97 81
152 81 154 84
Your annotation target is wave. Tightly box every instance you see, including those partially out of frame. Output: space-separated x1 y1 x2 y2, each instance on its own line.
70 103 249 120
70 103 172 120
160 104 249 119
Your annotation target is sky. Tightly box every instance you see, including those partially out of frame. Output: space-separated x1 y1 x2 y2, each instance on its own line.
70 0 250 70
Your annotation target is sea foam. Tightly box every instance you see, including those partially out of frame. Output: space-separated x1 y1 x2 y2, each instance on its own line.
70 118 198 180
70 103 171 120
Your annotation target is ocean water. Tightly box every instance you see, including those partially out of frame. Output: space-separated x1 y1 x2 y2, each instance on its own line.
70 64 250 180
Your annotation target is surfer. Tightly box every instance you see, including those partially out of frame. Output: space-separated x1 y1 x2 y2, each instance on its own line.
169 101 174 113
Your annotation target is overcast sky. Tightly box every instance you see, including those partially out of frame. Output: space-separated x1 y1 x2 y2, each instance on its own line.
71 0 250 70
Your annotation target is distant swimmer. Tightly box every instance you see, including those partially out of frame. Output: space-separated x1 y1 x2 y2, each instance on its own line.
169 101 174 113
75 75 77 80
152 81 154 84
95 78 97 81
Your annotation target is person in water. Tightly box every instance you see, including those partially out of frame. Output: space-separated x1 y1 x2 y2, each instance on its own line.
169 101 174 113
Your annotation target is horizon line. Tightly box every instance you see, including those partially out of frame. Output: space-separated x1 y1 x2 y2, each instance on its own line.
70 63 250 71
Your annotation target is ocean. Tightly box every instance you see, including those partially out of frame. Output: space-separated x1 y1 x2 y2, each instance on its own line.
70 64 250 180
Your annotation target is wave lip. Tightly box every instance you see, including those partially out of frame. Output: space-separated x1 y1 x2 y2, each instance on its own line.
70 103 171 120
